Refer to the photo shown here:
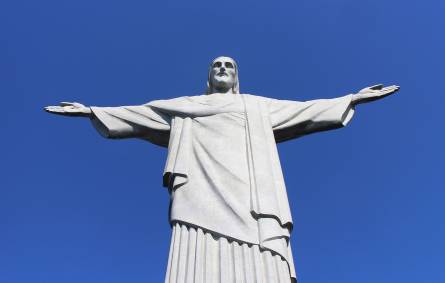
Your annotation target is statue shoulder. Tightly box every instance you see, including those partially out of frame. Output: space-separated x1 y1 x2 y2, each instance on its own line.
240 93 273 102
144 95 191 106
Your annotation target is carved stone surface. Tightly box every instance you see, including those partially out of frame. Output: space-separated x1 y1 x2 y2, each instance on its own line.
45 56 399 282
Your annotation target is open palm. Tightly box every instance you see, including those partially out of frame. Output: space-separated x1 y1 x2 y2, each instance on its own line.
44 102 91 117
352 84 400 105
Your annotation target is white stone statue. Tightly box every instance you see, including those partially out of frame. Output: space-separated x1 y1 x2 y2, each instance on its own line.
45 56 399 283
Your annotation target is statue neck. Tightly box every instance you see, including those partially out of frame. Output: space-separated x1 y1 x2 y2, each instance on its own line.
210 86 235 94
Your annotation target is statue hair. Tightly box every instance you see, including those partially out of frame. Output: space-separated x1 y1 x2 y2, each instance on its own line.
206 56 240 94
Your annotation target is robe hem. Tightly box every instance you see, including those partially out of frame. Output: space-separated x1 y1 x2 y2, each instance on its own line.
169 219 297 282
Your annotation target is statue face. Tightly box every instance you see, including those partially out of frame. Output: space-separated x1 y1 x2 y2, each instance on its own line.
209 57 237 92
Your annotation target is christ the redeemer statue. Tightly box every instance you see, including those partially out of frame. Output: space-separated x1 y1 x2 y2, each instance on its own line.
45 56 399 283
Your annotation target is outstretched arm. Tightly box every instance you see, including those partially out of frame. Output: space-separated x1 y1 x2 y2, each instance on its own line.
269 84 399 143
45 102 171 147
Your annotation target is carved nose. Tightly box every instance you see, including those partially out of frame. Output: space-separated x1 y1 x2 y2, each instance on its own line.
220 67 225 72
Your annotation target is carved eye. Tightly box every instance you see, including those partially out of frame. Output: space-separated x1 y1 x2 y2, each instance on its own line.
213 62 222 68
225 62 234 69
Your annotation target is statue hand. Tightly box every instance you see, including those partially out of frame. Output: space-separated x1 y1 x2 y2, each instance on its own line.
44 102 92 117
352 84 400 105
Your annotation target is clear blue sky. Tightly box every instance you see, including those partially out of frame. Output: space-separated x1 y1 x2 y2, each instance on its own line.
2 0 444 282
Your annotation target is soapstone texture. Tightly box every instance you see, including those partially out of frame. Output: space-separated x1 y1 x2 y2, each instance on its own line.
45 56 399 283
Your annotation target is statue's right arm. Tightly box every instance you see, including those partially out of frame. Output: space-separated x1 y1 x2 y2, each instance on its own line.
45 102 171 147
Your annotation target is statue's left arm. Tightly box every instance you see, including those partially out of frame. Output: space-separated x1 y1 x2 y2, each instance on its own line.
269 84 399 143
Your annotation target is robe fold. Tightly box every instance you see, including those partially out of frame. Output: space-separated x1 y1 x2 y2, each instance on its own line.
90 93 355 281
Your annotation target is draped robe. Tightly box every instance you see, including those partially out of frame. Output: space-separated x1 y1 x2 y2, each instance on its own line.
90 93 355 281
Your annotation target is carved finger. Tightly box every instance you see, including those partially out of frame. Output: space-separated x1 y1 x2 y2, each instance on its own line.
64 107 78 112
369 84 384 90
60 102 76 106
383 85 397 89
45 106 64 112
383 85 399 92
46 109 64 114
381 87 399 96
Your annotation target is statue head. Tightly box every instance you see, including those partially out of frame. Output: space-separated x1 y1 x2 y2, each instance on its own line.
206 56 239 94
